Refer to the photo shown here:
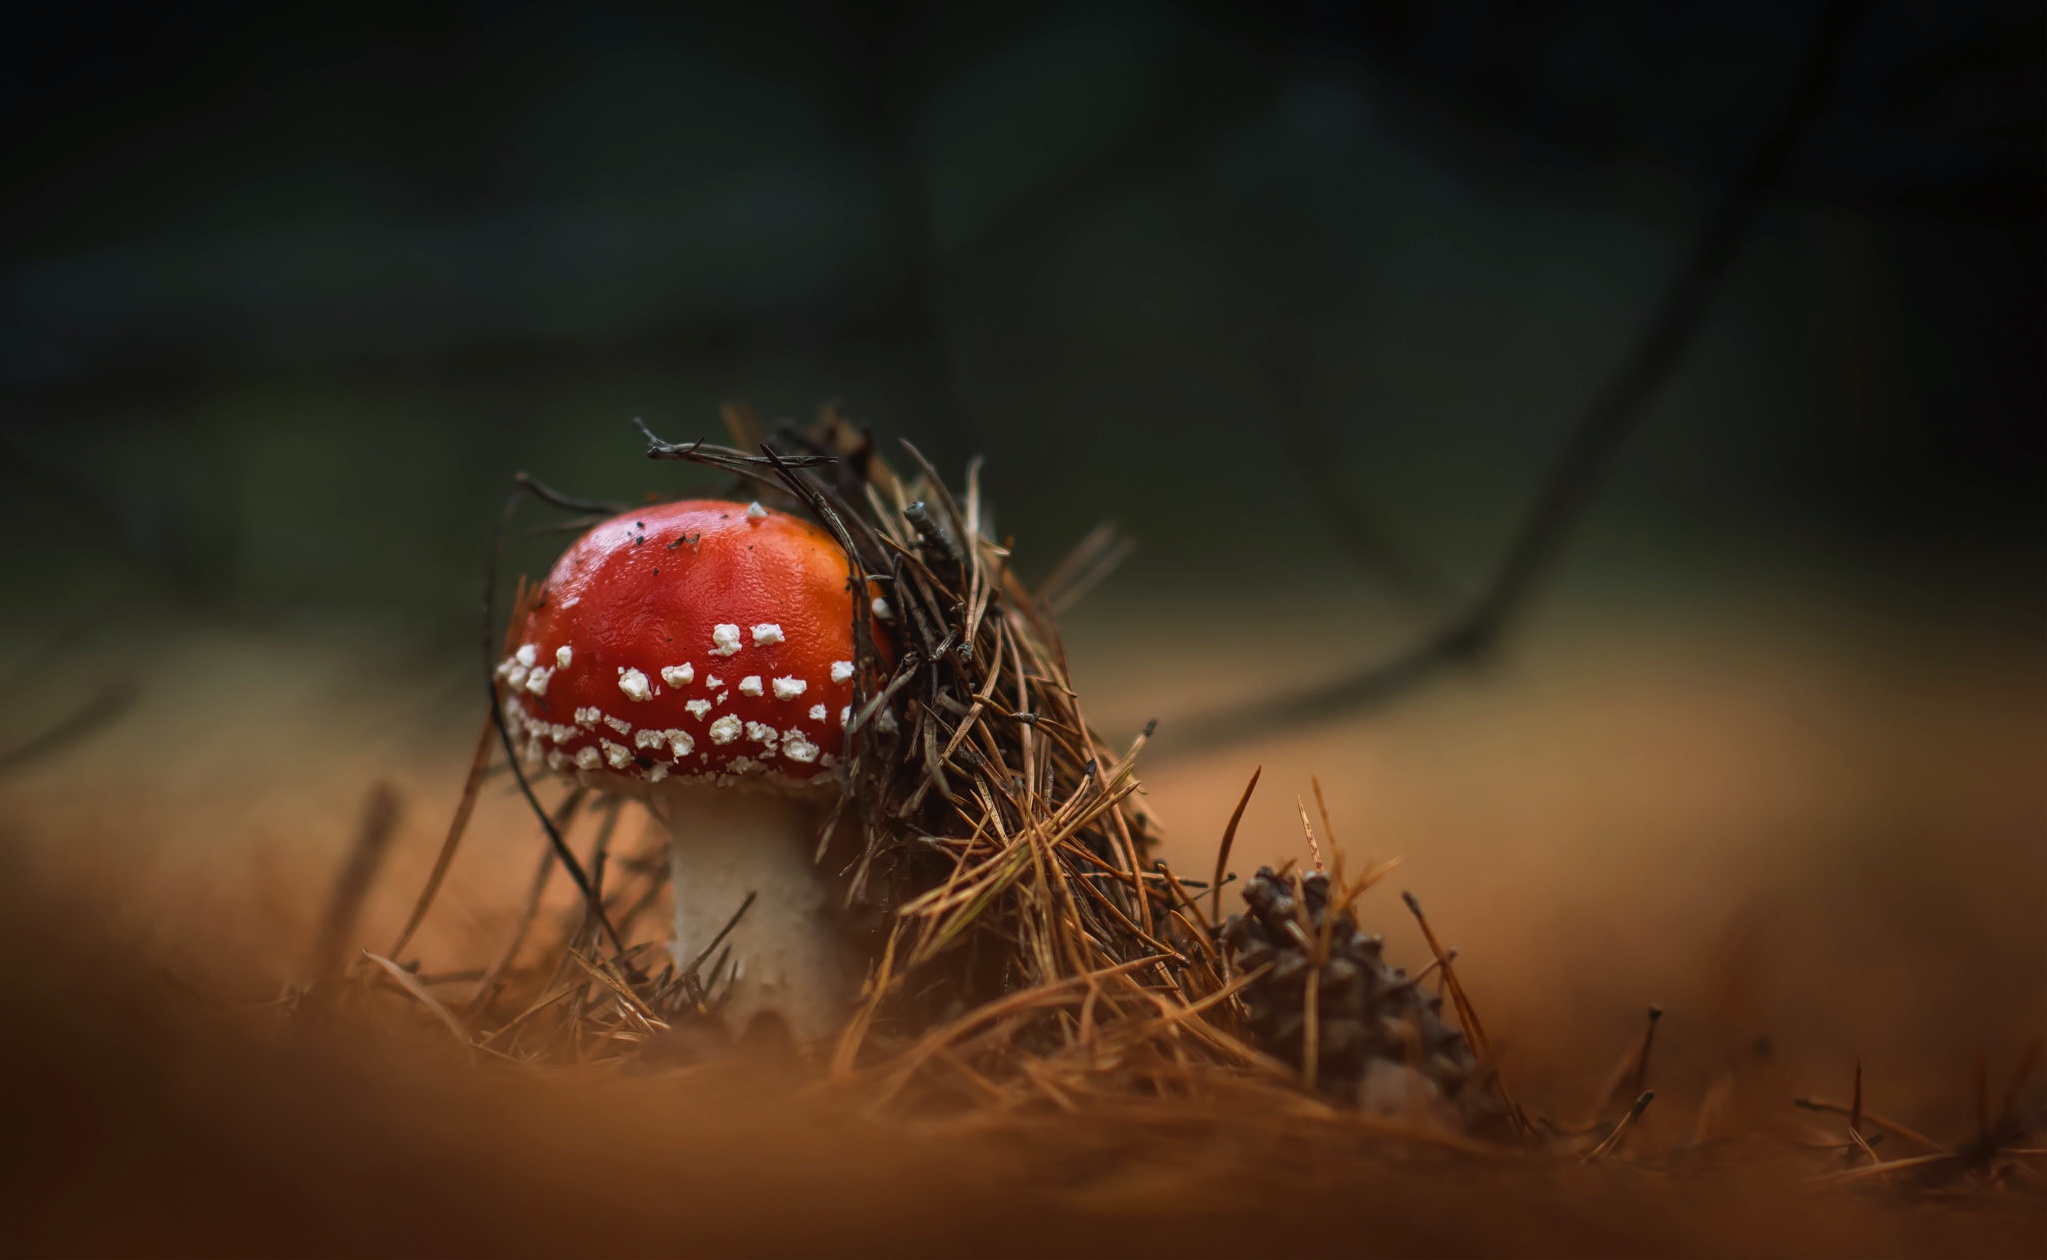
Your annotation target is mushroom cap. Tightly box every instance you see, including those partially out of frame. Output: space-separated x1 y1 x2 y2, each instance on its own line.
496 499 865 787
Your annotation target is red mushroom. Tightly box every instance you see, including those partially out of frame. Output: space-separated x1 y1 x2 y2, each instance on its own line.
494 498 868 1038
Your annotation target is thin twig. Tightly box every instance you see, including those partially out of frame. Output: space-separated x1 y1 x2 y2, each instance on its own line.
485 474 622 952
1794 1098 1950 1155
1582 1091 1654 1162
464 789 589 1020
1210 767 1261 922
1403 890 1528 1138
0 680 139 777
309 783 402 983
389 707 497 957
1167 0 1876 754
363 952 470 1047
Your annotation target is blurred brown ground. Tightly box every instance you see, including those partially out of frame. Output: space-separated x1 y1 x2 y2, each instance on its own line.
0 579 2041 1255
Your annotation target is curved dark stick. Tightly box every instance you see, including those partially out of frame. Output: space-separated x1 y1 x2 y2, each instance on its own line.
1169 0 1875 756
0 681 139 777
483 474 624 954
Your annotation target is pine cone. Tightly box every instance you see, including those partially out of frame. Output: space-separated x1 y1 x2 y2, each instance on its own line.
1222 867 1504 1129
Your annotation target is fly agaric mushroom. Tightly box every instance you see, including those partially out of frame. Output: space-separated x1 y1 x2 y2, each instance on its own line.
494 498 871 1038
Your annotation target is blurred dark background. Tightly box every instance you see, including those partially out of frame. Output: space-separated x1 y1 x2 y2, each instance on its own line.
1 17 2042 1239
3 0 2042 639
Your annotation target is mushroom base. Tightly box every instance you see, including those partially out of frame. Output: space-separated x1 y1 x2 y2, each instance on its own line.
648 782 848 1042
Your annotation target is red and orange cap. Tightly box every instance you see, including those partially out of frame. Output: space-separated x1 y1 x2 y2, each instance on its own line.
496 499 869 786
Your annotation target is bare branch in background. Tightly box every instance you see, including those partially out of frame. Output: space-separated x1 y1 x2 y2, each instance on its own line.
854 2 979 466
0 680 139 778
1235 305 1460 612
845 17 1450 596
308 783 403 985
863 32 1450 610
1168 0 1876 756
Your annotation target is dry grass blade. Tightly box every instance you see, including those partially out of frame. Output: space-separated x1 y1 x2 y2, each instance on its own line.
1586 1006 1663 1126
1582 1091 1654 1162
1811 1152 1954 1184
1309 776 1341 856
363 952 470 1046
1851 1059 1865 1139
1037 520 1137 618
1402 890 1528 1138
1211 767 1260 922
1793 1098 1949 1155
310 782 402 984
1296 797 1323 873
463 789 588 1019
1998 1038 2042 1132
389 714 496 957
680 891 758 981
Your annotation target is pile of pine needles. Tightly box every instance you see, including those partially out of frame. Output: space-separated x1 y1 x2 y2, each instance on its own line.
354 408 1298 1096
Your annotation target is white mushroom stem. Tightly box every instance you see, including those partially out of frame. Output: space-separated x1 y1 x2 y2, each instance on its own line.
646 782 845 1041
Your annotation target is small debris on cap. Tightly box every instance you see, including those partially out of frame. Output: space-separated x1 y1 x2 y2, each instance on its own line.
618 667 652 702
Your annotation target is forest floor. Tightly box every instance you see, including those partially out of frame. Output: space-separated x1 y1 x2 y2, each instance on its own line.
1 584 2040 1256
